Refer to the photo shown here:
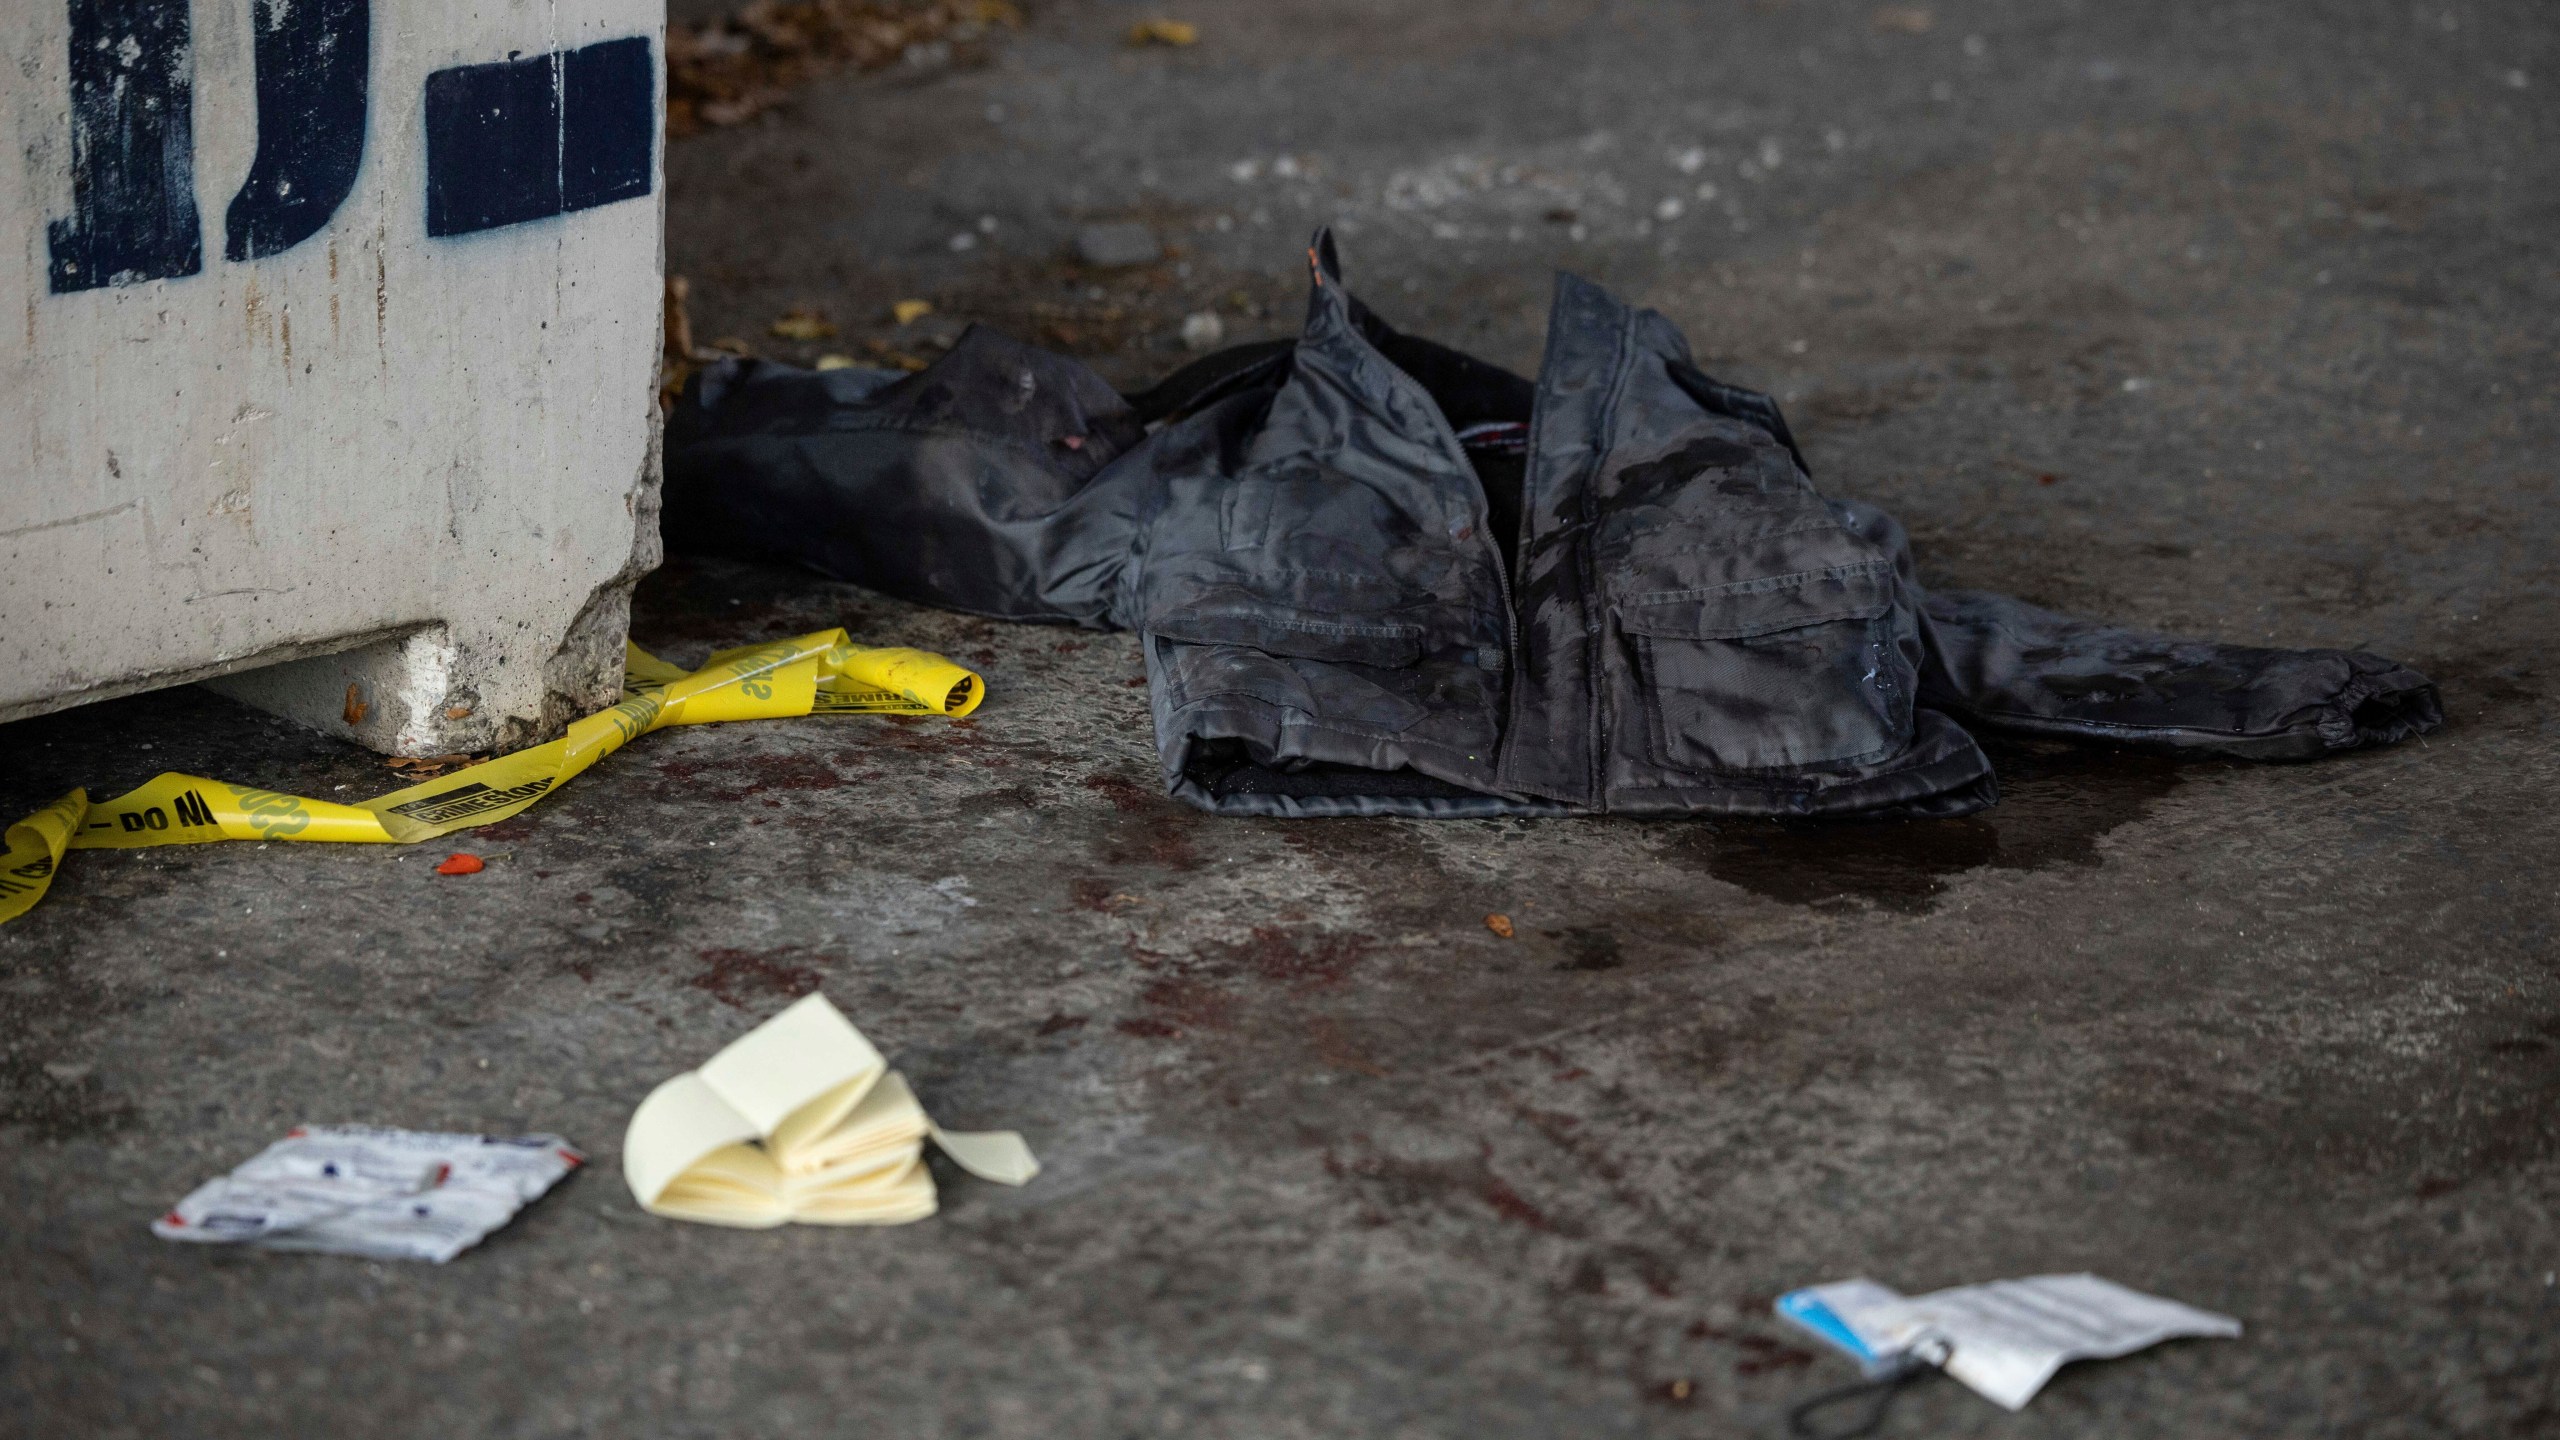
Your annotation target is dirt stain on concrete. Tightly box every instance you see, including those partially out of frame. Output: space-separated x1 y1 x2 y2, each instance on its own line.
0 953 140 1143
2424 644 2540 726
1676 740 2189 913
1081 773 1157 813
685 946 826 1008
1685 1321 1817 1377
1321 1135 1570 1236
1550 926 1624 972
1067 875 1133 912
1086 772 1205 870
654 750 847 803
1134 974 1238 1033
1200 925 1371 989
1110 924 1379 1042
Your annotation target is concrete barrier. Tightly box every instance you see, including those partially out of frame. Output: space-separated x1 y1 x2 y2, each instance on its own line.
2 0 665 755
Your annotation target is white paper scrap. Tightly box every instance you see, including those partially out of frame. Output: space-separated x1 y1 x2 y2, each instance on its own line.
155 1126 582 1264
1795 1272 2240 1411
1903 1274 2240 1409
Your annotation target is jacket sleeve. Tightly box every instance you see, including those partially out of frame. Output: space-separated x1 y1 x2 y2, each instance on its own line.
1825 497 2441 760
661 329 1146 628
1914 586 2442 759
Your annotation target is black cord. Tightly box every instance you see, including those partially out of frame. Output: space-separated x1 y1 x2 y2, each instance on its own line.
1785 1365 1932 1440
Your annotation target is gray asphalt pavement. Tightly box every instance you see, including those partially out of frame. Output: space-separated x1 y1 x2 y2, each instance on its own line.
5 1 2555 1435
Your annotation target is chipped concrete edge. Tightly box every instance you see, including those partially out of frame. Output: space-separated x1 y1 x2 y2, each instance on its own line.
198 384 666 759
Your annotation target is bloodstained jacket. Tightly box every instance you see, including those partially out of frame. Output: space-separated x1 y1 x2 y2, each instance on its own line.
664 232 2440 818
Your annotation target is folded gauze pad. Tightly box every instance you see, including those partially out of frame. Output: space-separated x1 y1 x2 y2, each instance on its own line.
623 993 1037 1227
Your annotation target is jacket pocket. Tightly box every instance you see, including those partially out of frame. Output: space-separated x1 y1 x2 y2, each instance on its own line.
1151 638 1432 734
1150 603 1424 670
1149 585 1434 735
1616 559 1914 773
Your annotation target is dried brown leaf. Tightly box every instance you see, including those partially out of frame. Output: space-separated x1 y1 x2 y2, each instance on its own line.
1126 18 1198 46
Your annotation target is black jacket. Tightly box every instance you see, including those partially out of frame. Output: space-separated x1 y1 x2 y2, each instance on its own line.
665 232 2440 818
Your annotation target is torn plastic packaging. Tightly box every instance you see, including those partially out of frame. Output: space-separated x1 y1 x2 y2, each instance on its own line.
663 230 2441 819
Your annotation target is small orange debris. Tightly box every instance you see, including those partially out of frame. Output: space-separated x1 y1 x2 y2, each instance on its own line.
1484 913 1514 938
1126 18 1198 46
768 307 837 341
386 753 478 778
435 853 485 876
342 683 368 726
664 275 696 364
891 299 934 326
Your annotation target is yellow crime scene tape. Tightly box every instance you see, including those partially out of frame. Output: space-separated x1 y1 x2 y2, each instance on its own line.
0 630 983 927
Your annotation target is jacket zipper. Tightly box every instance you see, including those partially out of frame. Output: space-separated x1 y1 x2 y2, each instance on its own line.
1409 400 1524 787
1326 299 1526 793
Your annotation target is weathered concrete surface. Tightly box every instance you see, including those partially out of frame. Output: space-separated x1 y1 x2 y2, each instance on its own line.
2 0 663 755
4 1 2556 1435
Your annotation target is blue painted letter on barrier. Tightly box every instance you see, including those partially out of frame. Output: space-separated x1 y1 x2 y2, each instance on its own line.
224 0 370 261
48 0 203 292
423 36 655 238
